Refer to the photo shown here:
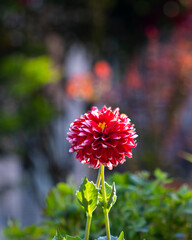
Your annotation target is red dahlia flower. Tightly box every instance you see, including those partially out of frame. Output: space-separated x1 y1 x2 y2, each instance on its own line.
67 106 137 170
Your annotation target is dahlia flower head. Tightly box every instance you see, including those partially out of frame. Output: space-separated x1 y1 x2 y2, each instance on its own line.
67 106 137 170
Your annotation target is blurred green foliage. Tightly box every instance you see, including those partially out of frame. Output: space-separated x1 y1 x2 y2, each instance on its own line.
3 221 45 240
0 55 60 137
182 152 192 164
3 170 192 240
1 56 58 97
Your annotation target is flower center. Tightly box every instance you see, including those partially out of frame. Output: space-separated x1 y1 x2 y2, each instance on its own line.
98 122 107 131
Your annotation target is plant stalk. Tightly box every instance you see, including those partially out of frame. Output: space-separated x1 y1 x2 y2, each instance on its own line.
101 164 111 240
96 166 102 188
85 214 92 240
85 166 102 240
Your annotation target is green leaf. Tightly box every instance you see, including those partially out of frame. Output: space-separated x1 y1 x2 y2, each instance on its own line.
107 183 117 210
52 229 65 240
117 231 124 240
95 235 119 240
154 168 172 184
66 235 82 240
99 182 117 211
76 177 98 216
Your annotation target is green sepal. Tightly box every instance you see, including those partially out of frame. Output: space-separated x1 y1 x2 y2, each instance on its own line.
99 182 117 211
76 176 99 216
52 229 65 240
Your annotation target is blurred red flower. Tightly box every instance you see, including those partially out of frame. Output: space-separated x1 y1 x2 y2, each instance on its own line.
94 61 112 79
67 106 137 169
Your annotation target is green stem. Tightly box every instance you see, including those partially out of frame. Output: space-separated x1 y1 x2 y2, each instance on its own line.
101 164 111 240
96 166 102 188
85 166 101 240
85 214 92 240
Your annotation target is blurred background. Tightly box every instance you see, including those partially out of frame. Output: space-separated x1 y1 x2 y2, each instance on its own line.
1 0 192 233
